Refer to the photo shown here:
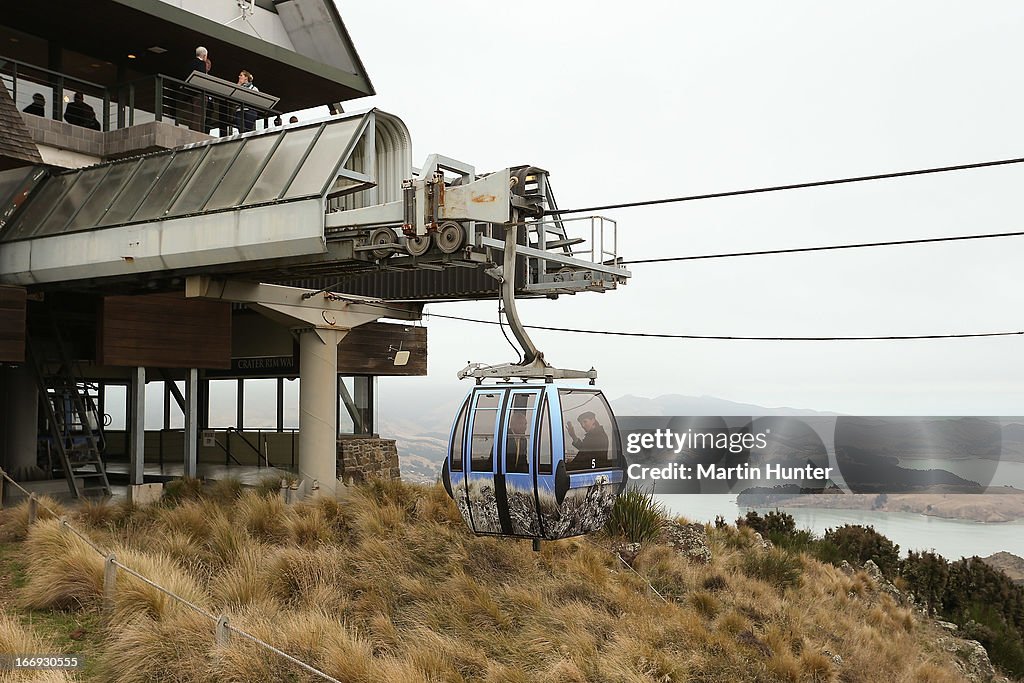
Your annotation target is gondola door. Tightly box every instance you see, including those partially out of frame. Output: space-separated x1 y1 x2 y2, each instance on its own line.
499 389 542 537
465 389 503 534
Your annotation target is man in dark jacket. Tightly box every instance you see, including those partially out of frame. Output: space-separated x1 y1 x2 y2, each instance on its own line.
23 93 45 116
567 411 609 468
63 92 101 130
182 46 210 131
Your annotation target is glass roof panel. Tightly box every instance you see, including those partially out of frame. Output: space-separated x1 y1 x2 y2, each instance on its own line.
0 168 43 238
244 126 321 205
204 134 280 211
0 114 376 242
0 168 35 210
36 166 112 236
100 155 172 227
283 118 363 199
168 141 245 216
69 159 141 230
2 172 79 241
132 148 208 222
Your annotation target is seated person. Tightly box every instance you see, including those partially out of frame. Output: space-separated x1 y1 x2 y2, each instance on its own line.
64 92 101 130
505 410 530 474
566 411 610 469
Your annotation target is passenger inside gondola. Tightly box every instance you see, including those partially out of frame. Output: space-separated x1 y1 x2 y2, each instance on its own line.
506 409 530 473
566 411 610 469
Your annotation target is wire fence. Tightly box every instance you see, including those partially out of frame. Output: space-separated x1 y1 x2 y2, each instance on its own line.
0 468 342 683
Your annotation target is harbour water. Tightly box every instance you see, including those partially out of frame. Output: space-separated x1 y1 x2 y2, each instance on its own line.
658 494 1024 559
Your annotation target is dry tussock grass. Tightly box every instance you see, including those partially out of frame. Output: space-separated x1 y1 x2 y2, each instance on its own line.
0 613 75 683
99 610 214 683
233 490 288 543
19 520 104 610
6 480 973 682
0 496 67 542
108 547 209 623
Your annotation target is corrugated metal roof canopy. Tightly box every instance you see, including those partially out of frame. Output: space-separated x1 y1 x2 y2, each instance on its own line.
0 113 370 244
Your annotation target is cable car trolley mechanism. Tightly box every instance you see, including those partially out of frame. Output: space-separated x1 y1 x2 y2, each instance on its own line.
440 168 631 547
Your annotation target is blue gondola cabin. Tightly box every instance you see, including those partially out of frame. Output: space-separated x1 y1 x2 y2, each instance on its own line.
442 384 625 540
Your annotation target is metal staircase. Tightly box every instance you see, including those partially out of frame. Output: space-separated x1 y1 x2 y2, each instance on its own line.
26 317 111 498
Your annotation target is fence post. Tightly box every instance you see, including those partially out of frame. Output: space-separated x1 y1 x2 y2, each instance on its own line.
103 554 117 614
216 615 231 646
102 89 110 131
27 493 37 525
154 75 163 122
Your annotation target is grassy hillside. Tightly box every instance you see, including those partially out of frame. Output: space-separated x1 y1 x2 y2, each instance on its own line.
0 480 996 682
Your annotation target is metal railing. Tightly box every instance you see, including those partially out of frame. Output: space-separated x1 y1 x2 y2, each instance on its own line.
1 54 279 137
112 73 279 136
0 58 109 130
104 428 298 472
0 468 343 683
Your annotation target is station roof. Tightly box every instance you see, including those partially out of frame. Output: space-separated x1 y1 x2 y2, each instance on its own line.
0 111 402 288
0 114 371 244
1 0 373 109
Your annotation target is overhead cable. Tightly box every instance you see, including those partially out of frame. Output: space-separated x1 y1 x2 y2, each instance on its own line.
620 229 1024 264
548 156 1024 216
425 312 1024 342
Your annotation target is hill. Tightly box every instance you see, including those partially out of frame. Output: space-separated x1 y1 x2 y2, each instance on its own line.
984 552 1024 585
611 394 836 417
0 481 1006 682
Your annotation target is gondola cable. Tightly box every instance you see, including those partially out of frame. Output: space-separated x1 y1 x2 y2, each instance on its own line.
547 155 1024 216
620 229 1024 265
425 312 1024 342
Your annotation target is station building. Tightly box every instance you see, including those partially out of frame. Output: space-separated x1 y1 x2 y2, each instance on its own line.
0 0 627 501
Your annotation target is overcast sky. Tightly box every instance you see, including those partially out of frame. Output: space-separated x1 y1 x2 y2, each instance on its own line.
331 1 1024 416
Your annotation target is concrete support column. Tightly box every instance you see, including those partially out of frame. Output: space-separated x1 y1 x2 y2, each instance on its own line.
0 364 39 479
184 369 198 479
298 328 346 498
129 367 145 486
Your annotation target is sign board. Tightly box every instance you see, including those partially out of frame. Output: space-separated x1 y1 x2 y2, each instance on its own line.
185 71 280 109
202 430 216 448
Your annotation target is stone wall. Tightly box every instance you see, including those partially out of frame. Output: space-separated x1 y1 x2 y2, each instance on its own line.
21 114 209 163
336 438 400 484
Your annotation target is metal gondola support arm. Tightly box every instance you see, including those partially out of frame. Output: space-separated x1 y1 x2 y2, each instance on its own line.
458 211 598 384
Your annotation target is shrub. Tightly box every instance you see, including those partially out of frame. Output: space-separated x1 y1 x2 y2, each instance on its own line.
900 550 949 616
823 524 900 580
737 509 796 539
604 487 665 544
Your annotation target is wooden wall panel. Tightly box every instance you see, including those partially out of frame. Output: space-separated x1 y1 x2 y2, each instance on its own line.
98 293 230 369
338 323 427 376
0 286 26 363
